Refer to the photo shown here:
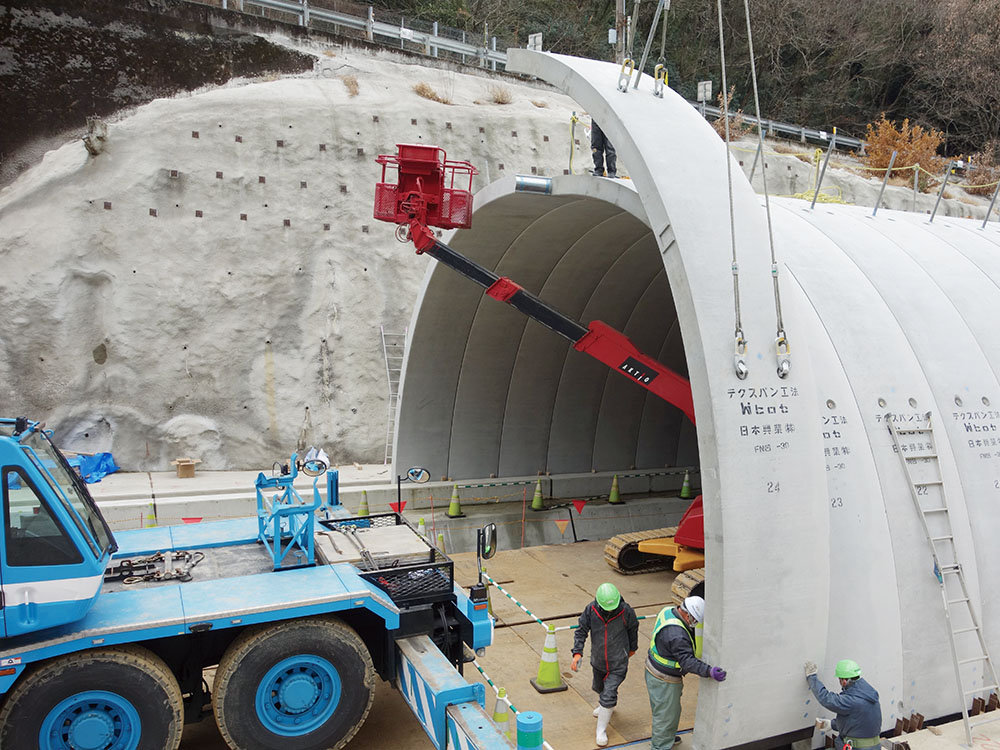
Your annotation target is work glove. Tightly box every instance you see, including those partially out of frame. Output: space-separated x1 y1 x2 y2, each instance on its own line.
571 653 582 672
629 650 636 657
710 666 727 682
804 661 819 678
815 718 831 732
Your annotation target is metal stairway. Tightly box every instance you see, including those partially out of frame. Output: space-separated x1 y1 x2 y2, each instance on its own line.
380 326 407 465
886 412 1000 745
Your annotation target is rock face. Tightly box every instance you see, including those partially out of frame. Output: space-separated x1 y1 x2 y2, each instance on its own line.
0 0 315 184
0 48 586 469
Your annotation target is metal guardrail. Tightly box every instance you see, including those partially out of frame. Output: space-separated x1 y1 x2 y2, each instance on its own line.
195 0 865 150
690 101 865 152
213 0 506 69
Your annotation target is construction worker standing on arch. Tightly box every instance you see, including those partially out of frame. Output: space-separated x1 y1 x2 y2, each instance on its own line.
645 596 727 749
571 583 639 747
805 659 882 749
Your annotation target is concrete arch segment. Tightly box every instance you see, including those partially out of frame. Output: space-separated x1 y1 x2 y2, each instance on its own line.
396 52 1000 748
500 52 831 748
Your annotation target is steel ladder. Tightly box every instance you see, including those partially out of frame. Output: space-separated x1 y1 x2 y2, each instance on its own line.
380 326 407 465
886 412 999 745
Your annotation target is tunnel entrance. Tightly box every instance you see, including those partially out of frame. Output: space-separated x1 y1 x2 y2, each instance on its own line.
394 175 698 483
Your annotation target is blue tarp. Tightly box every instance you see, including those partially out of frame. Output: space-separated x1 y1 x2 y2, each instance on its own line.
66 452 120 484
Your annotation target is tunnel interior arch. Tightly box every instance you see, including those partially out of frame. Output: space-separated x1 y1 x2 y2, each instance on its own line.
395 176 698 481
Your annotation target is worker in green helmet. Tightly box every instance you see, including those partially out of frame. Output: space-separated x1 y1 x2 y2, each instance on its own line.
571 582 639 747
804 659 882 749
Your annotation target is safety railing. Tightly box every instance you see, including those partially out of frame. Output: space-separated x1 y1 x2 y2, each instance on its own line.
193 0 507 70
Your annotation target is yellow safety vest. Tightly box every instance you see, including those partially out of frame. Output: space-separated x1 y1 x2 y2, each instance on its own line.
649 607 703 670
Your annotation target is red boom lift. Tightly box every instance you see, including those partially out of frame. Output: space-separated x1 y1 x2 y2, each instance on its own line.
374 145 705 597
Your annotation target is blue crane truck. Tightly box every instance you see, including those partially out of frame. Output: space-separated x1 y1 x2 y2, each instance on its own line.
0 416 510 750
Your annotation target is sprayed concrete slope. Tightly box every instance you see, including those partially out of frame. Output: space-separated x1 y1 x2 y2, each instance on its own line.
390 49 1000 748
0 48 588 470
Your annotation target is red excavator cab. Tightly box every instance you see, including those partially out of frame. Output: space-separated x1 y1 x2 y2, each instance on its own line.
374 144 477 229
673 494 704 549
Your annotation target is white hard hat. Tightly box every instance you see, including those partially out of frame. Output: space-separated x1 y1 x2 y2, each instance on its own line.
683 596 705 623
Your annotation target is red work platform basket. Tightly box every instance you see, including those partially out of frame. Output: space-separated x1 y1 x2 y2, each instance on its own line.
374 144 477 229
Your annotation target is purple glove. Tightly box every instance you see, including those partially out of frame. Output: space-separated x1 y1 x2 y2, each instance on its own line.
710 666 727 682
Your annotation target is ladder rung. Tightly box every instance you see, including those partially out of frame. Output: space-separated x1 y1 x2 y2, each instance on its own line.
896 427 933 434
905 453 938 460
931 535 954 542
948 597 971 605
922 507 949 513
958 655 989 665
953 626 981 635
914 480 943 486
970 715 1000 729
965 684 999 695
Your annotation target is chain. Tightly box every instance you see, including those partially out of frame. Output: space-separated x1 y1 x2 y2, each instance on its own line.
105 550 205 585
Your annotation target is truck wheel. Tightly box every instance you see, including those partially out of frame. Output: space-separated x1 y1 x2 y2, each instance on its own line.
0 645 183 750
213 616 375 750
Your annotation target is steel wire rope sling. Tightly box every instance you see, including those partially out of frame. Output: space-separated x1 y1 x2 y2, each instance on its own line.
631 0 672 97
715 0 748 379
741 0 790 378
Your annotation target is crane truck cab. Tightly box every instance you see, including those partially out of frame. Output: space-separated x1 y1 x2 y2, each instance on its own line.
0 417 508 750
0 417 116 638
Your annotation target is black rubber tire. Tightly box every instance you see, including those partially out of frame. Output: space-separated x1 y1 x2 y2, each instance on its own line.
213 616 375 750
0 645 183 750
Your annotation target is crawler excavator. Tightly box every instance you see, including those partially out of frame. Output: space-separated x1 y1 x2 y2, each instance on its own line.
374 144 707 605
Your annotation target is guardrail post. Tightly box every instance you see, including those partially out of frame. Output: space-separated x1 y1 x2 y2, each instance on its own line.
302 0 309 27
873 150 897 217
491 37 497 71
461 31 467 63
366 6 374 41
929 161 953 223
810 131 837 210
912 165 919 212
431 21 438 57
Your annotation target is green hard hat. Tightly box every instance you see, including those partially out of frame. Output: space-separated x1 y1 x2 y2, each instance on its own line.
596 583 621 611
835 659 862 679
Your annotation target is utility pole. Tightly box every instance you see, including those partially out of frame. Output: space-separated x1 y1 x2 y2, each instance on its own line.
616 0 626 63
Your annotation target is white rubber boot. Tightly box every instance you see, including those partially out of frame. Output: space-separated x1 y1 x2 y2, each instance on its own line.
595 706 613 747
592 706 600 717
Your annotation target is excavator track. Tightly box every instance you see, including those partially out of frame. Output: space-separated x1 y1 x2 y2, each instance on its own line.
603 527 679 575
670 567 705 606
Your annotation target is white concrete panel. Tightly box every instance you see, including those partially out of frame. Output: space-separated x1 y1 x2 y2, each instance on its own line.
397 52 999 749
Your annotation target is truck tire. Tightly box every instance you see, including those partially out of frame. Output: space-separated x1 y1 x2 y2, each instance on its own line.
213 616 375 750
0 644 183 750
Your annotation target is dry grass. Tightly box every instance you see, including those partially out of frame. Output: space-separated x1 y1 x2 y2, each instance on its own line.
340 74 359 97
711 86 751 140
413 82 452 105
322 49 336 58
488 84 512 105
863 113 944 191
531 100 548 108
772 143 804 155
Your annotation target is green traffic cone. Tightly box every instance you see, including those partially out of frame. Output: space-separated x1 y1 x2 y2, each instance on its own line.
680 469 692 499
437 532 446 553
357 489 370 517
491 687 511 736
447 485 465 518
530 479 545 511
530 624 568 693
608 474 623 504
